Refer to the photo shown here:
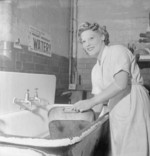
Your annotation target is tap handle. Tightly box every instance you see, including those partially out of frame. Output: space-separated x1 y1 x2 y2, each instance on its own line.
35 88 38 98
25 89 30 101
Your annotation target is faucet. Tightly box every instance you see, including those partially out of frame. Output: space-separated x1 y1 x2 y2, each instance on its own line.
33 88 40 102
13 88 41 111
24 88 40 103
13 89 32 111
24 89 30 102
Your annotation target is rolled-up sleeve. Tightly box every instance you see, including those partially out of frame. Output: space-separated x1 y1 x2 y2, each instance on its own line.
112 46 131 77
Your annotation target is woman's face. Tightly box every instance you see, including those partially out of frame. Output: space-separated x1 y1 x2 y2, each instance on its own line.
80 30 104 57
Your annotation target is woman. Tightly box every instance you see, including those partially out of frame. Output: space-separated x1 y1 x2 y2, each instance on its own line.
72 22 150 156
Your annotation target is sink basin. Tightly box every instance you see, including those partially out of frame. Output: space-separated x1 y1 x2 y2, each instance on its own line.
0 104 109 156
48 105 96 139
0 104 52 137
0 145 46 156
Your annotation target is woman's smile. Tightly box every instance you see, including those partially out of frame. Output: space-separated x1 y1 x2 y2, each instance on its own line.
87 46 95 52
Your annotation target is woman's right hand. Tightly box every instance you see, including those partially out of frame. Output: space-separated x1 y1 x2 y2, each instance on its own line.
72 99 94 113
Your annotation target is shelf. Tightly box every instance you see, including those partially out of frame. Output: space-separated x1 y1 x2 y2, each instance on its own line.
139 55 150 61
138 55 150 68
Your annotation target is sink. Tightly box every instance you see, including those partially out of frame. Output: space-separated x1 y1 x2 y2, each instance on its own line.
0 104 109 156
0 145 46 156
0 104 51 137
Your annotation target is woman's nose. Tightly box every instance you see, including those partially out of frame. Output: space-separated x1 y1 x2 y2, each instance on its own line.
85 41 91 47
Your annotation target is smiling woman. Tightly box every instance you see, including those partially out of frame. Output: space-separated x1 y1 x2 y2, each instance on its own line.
72 21 150 156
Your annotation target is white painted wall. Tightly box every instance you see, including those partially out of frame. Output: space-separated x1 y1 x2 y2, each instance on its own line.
0 71 56 115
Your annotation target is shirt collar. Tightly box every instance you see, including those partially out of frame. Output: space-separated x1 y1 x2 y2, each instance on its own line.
97 46 108 65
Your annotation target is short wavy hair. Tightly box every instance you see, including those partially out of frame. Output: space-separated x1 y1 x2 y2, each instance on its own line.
78 22 110 45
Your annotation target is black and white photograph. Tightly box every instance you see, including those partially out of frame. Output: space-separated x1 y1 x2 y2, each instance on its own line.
0 0 150 156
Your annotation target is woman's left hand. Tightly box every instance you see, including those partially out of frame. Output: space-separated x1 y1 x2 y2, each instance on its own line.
72 99 94 112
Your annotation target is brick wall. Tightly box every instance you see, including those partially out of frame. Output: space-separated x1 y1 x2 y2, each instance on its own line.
139 62 150 89
0 42 69 91
77 58 96 90
77 57 150 92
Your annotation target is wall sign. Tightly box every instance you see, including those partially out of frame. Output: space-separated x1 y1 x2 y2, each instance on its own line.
28 26 52 57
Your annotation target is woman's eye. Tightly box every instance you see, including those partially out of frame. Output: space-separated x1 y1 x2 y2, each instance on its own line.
82 40 85 44
90 37 94 40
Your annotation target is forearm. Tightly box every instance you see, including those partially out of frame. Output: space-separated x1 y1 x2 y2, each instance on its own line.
72 71 129 112
90 81 125 107
90 71 129 107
